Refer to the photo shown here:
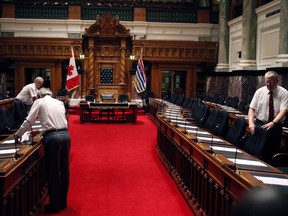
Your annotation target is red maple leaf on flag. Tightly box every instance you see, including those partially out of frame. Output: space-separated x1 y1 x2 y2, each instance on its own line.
68 65 74 76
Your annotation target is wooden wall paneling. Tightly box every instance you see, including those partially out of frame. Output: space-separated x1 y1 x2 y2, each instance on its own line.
197 9 210 23
14 62 23 96
0 33 217 100
125 58 133 99
185 68 197 98
0 38 82 60
81 57 89 98
150 64 162 98
15 61 59 95
134 7 146 21
132 40 217 63
68 6 81 19
2 4 15 18
53 61 62 95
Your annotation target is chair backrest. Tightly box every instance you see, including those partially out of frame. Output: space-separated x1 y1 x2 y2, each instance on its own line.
85 95 95 102
224 96 232 106
12 100 27 128
182 97 190 108
175 94 185 106
237 100 246 112
195 104 210 126
243 103 250 115
170 94 178 104
203 94 209 101
242 127 268 159
230 96 239 108
213 110 229 137
117 94 129 103
186 98 194 109
204 108 219 132
225 117 247 146
216 95 225 105
0 108 17 134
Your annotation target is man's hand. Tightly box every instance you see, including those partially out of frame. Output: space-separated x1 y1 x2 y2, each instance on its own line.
249 122 256 135
262 121 275 130
30 130 40 137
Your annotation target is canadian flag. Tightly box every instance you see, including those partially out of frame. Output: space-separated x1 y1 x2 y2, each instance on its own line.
66 47 80 91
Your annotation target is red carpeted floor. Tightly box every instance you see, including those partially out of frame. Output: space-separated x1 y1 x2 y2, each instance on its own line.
39 113 193 216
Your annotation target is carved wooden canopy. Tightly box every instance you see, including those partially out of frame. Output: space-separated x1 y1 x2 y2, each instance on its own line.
84 13 130 36
82 14 132 52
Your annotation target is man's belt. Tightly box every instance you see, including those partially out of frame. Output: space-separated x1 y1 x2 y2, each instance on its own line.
43 128 67 137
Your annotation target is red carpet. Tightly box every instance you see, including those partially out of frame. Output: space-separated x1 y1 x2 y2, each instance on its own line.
39 113 193 216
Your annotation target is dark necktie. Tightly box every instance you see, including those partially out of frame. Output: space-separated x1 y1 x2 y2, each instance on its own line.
268 91 274 122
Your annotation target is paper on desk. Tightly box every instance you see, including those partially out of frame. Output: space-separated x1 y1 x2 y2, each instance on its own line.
211 146 242 153
2 139 15 144
254 175 288 186
197 136 224 143
21 131 30 142
0 148 19 155
186 129 210 135
170 119 186 124
226 157 267 167
177 124 197 129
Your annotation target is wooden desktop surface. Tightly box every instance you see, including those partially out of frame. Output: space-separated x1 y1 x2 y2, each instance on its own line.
0 98 14 109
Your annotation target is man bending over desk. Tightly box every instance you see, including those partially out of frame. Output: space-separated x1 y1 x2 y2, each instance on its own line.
15 87 71 214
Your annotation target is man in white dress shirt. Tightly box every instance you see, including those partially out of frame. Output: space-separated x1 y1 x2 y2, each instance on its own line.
248 71 288 163
15 87 71 214
16 76 44 112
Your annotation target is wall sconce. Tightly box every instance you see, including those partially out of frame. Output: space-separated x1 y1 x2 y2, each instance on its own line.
130 55 135 60
80 53 85 60
237 51 241 59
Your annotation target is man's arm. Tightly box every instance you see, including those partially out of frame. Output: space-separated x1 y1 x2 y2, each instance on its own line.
272 109 287 124
248 107 256 134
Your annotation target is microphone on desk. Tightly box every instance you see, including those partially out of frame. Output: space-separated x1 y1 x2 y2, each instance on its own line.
167 106 173 123
182 119 188 134
14 134 21 159
207 123 220 155
25 119 34 146
232 134 247 172
193 124 199 143
192 116 204 143
158 99 165 117
174 110 180 128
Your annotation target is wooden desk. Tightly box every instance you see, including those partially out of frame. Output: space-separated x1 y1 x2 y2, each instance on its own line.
80 102 138 124
0 133 46 216
0 98 14 109
149 98 288 216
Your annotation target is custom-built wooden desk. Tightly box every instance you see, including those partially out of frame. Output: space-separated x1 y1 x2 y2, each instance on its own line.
0 98 14 109
149 98 288 216
0 134 47 216
80 102 138 124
